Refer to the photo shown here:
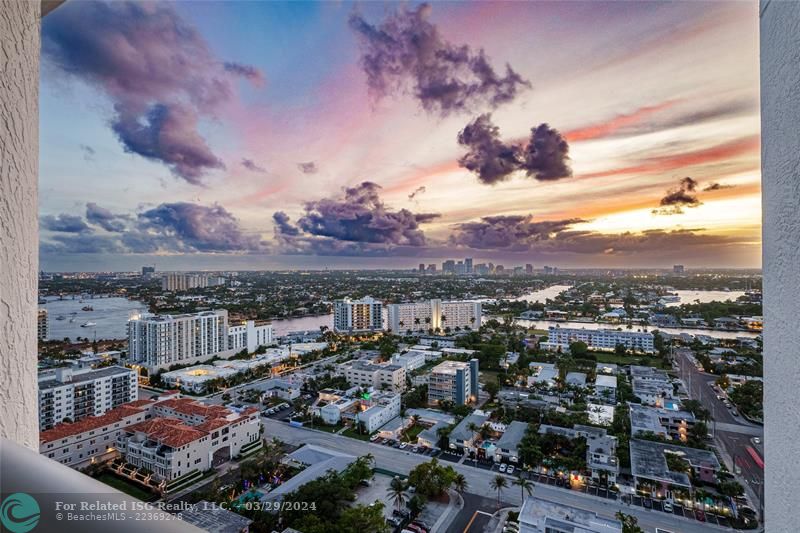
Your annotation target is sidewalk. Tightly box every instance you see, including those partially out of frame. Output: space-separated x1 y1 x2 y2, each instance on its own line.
430 489 464 533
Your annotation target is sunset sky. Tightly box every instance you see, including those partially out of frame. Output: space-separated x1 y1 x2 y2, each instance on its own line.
39 1 761 271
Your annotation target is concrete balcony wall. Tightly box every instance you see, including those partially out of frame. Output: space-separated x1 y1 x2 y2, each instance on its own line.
0 0 40 450
761 0 800 529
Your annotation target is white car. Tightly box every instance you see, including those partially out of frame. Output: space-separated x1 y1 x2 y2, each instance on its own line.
499 464 507 473
506 466 515 475
663 501 673 513
399 442 408 449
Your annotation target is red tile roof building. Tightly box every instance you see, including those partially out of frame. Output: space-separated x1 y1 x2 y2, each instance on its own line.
39 394 261 479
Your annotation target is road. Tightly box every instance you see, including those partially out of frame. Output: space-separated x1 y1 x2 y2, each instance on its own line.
677 350 764 516
262 417 730 533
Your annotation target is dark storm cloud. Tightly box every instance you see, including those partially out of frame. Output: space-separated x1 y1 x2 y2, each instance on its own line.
349 3 530 116
408 186 426 200
457 114 521 184
79 144 95 161
42 1 262 183
521 124 573 181
86 202 128 232
273 182 440 255
134 202 266 253
457 115 572 184
703 182 736 191
652 177 702 215
449 215 585 250
242 158 267 173
298 162 318 174
112 103 223 185
40 214 92 234
272 211 301 236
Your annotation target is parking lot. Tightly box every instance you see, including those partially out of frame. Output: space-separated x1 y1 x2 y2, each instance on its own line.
373 437 442 459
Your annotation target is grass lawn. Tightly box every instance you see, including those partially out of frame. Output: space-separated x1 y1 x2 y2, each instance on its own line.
341 427 372 441
96 472 156 501
480 369 503 384
400 423 424 442
593 352 669 368
310 423 342 433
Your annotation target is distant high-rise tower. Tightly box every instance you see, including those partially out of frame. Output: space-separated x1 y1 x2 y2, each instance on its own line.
442 260 456 274
141 265 155 277
37 309 48 341
419 263 425 273
673 264 685 274
465 257 473 273
526 263 533 274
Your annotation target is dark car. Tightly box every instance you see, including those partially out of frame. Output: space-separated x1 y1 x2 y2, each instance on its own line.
412 520 431 532
695 509 706 522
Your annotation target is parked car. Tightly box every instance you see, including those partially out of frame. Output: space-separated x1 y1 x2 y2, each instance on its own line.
369 434 379 442
400 442 408 449
412 520 431 532
499 463 507 473
663 501 673 512
506 466 515 475
731 409 739 416
695 509 706 522
411 446 419 453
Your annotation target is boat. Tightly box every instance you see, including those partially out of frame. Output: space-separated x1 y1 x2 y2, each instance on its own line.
55 315 66 321
80 321 96 328
81 306 94 311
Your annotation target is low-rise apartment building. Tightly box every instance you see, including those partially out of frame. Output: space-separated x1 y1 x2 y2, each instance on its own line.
538 424 619 484
38 366 138 430
629 403 696 442
338 359 406 392
542 326 655 354
428 359 479 406
118 397 261 481
39 399 155 468
518 497 622 533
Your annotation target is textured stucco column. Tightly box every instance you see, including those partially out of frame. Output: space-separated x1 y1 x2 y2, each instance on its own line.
0 0 40 449
761 0 800 529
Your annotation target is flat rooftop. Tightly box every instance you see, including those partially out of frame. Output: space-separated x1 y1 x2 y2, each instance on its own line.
39 365 133 391
430 360 471 375
630 439 720 487
519 496 622 532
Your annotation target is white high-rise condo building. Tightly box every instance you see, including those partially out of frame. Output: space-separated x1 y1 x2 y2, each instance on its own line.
542 326 655 354
127 310 233 372
333 296 383 333
386 299 481 334
38 366 138 430
228 320 274 353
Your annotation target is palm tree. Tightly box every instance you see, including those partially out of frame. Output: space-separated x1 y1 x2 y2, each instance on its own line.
490 475 508 508
512 477 534 502
453 473 468 495
388 476 409 512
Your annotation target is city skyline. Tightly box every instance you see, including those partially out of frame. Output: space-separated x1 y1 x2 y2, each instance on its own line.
40 1 761 271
